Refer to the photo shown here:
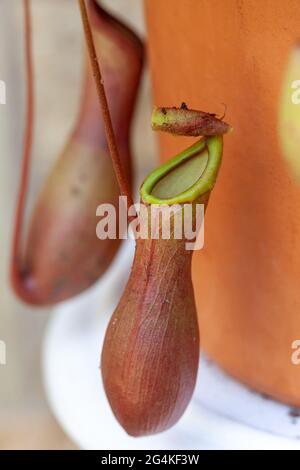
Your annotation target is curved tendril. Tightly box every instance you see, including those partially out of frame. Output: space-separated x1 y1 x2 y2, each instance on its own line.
11 0 34 301
78 0 135 212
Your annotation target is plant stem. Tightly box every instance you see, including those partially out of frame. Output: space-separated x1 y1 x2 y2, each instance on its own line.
78 0 135 211
11 0 34 290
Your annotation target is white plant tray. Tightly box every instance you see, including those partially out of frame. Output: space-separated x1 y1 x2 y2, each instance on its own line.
43 240 300 450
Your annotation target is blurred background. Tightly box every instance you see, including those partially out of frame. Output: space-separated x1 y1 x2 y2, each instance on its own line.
0 0 155 449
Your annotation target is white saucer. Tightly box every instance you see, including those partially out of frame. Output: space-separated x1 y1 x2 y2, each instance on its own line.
42 240 300 450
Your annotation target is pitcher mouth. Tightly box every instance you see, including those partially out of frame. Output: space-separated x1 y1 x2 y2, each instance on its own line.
140 135 223 205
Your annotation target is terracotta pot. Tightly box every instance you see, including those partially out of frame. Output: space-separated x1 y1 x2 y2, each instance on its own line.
144 0 300 405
